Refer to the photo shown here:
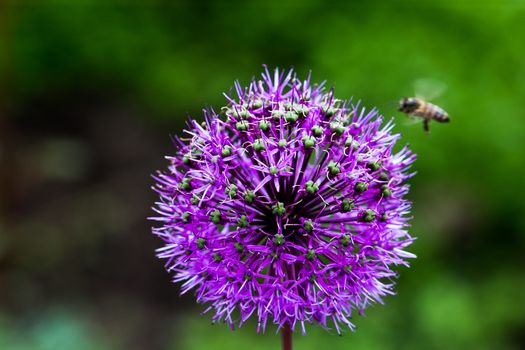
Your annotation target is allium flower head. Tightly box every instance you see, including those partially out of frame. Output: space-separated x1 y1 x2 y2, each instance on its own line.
151 67 416 334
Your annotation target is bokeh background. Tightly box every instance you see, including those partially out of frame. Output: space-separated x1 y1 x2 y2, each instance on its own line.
1 1 525 349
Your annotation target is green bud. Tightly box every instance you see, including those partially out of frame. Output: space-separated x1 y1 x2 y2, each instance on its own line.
270 166 278 175
304 219 314 233
178 178 192 191
381 213 388 222
237 215 248 228
328 161 341 175
294 105 310 117
190 194 200 205
234 242 244 253
244 190 255 203
271 110 282 120
225 184 238 198
272 202 286 216
362 209 376 222
339 234 350 247
273 234 285 246
259 120 270 132
210 209 221 224
221 145 232 157
344 265 353 273
312 125 324 137
354 182 368 193
341 198 355 212
284 111 298 123
253 139 265 152
182 153 192 165
181 211 191 223
252 99 263 109
330 122 345 135
324 106 337 117
378 172 390 181
239 109 251 119
213 253 223 262
196 238 206 249
235 120 249 131
283 102 293 110
278 139 287 148
302 135 316 149
381 184 392 197
225 107 237 118
306 249 316 260
244 273 252 281
305 180 319 194
366 162 381 171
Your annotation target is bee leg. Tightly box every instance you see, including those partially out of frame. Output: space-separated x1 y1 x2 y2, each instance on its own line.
423 119 430 133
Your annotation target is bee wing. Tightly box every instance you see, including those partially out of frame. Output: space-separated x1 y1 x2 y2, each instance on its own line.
402 117 422 127
386 99 399 109
413 78 447 101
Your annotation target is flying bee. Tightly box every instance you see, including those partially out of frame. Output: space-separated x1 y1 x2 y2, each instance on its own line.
399 97 450 132
398 79 450 133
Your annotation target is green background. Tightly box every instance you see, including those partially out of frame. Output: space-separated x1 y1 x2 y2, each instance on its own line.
1 1 524 349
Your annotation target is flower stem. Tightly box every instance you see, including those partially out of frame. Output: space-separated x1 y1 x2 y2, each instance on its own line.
281 323 292 350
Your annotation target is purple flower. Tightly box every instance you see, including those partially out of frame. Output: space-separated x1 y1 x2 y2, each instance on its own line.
151 67 416 335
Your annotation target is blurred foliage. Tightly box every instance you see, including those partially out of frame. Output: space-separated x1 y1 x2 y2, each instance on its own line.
0 308 113 350
1 0 525 349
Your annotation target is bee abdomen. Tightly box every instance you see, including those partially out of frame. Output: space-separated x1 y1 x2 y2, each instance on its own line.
428 103 450 123
413 103 449 123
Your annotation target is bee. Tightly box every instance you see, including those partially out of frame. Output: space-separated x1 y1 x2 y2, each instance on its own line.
398 79 450 133
399 97 450 132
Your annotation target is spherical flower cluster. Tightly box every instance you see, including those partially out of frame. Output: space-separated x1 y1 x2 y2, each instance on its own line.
151 67 416 334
